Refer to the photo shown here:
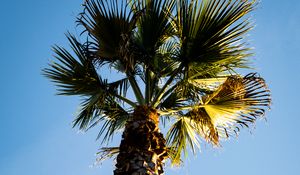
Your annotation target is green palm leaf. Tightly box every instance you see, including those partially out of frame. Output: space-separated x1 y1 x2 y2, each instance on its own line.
43 34 131 132
43 33 102 96
189 73 271 145
155 38 181 77
132 0 176 58
175 0 255 71
91 96 130 143
78 0 140 71
166 116 200 165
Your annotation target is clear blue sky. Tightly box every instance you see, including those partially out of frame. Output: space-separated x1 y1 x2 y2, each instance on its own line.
0 0 299 174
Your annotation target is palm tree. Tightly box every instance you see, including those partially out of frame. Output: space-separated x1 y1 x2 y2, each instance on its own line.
43 0 271 174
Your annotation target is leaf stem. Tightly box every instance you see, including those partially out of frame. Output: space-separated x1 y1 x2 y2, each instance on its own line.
145 68 151 105
158 105 205 115
126 71 145 105
151 63 184 108
114 94 136 107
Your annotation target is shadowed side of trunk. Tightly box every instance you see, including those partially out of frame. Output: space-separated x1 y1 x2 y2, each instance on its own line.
114 106 168 175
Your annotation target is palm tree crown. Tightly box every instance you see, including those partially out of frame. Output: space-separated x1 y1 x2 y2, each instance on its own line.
43 0 271 167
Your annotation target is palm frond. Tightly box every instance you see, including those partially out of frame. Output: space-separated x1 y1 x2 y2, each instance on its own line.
132 0 176 59
109 77 130 98
78 0 139 71
154 38 181 77
43 33 132 131
188 77 228 91
75 95 129 142
166 117 200 165
187 73 271 145
72 79 111 130
144 37 181 104
186 108 221 146
129 0 177 105
43 33 101 96
175 0 256 70
159 76 205 112
96 97 130 143
95 147 120 165
160 91 186 111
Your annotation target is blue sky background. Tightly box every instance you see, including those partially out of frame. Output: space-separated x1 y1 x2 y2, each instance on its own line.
0 0 299 174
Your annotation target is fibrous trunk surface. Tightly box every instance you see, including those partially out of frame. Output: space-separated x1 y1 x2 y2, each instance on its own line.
114 106 167 175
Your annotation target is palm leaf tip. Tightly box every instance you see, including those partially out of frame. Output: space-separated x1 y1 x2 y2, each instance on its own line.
166 117 201 166
93 147 120 167
43 33 131 134
42 34 101 96
187 108 220 146
189 73 271 145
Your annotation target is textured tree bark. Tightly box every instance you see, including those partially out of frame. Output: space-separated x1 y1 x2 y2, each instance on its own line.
114 106 168 175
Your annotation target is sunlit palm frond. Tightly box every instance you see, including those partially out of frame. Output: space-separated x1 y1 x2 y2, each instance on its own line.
155 0 257 109
186 108 221 146
175 0 255 70
187 73 271 145
188 77 228 92
166 117 200 165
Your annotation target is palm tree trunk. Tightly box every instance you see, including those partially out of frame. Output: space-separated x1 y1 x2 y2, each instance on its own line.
114 106 168 175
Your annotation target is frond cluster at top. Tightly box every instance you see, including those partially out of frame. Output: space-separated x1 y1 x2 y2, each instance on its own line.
43 0 271 165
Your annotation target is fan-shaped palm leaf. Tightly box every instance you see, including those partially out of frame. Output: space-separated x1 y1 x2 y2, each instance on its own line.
175 0 255 72
166 116 200 165
43 33 102 96
165 73 270 165
155 38 181 77
43 34 132 132
78 0 140 71
188 73 271 145
132 0 176 58
91 96 130 143
188 76 228 91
